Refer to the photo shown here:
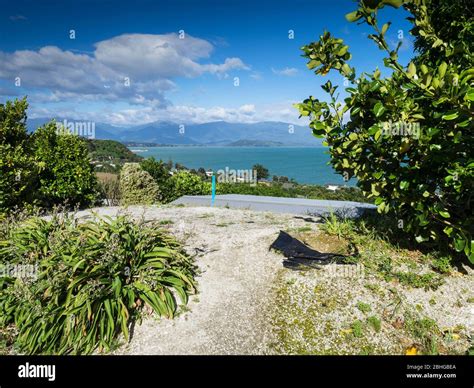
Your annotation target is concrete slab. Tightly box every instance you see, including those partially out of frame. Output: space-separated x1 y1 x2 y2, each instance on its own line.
172 194 376 218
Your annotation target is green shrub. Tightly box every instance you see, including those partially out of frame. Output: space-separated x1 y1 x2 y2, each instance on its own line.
119 163 161 206
140 157 171 186
296 0 473 262
32 123 98 208
1 98 102 211
252 163 269 180
216 182 370 202
0 98 38 209
140 157 175 201
166 171 211 203
0 213 196 354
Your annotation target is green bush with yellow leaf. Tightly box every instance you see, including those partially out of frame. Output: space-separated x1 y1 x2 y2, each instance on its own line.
0 98 98 211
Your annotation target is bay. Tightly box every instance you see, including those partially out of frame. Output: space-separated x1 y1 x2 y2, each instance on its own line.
130 146 355 186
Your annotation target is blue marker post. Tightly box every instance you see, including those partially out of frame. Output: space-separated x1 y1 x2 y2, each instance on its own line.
211 174 216 206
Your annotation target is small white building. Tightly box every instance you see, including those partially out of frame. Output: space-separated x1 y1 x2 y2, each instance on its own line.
326 184 340 192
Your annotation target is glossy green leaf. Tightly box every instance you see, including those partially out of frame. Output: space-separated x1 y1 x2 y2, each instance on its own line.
373 102 385 117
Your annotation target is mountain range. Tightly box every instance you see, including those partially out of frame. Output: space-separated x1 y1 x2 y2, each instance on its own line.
26 118 322 146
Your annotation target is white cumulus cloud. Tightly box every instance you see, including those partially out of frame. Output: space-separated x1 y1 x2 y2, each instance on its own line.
0 33 249 105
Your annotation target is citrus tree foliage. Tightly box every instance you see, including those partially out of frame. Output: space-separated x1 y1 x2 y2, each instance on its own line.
32 123 98 208
119 163 161 206
0 98 98 210
0 99 38 209
296 0 473 262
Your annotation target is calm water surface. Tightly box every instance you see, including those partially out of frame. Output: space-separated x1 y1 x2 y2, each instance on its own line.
130 146 355 186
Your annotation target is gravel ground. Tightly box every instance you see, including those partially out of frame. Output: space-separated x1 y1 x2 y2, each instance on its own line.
74 204 473 355
75 204 313 354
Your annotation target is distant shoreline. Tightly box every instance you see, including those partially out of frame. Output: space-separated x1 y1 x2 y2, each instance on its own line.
123 146 344 186
127 144 327 149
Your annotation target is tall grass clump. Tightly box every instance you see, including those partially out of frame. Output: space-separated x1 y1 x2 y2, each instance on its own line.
0 212 196 354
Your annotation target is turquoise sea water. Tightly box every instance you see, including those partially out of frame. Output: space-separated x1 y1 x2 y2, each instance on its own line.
130 146 355 186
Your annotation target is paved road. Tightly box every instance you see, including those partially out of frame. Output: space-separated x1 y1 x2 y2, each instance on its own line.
173 194 376 218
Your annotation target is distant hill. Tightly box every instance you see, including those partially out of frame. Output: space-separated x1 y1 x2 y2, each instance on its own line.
27 117 322 146
86 139 142 163
86 139 142 173
114 120 319 146
26 118 122 140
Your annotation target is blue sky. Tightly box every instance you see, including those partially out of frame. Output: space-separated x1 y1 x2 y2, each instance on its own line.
0 0 415 126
